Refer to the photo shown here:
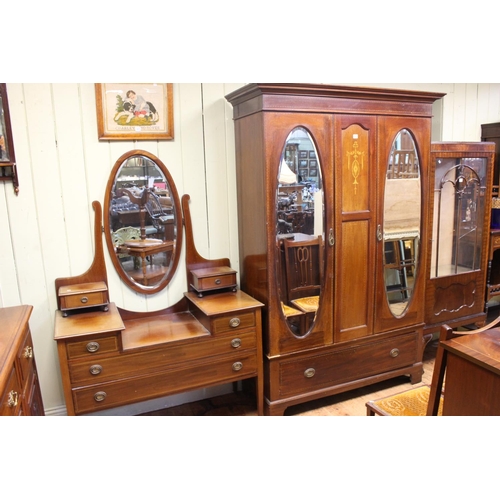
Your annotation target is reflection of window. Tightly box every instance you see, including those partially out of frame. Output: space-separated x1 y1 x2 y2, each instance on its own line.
387 130 419 179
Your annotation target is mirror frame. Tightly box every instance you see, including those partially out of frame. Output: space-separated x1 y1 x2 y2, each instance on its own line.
103 149 183 294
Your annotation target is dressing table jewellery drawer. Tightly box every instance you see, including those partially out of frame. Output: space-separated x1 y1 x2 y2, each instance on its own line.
190 266 237 296
58 281 109 316
65 334 121 359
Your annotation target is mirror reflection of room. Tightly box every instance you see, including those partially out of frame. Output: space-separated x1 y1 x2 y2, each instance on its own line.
109 154 177 289
276 127 324 336
383 129 421 317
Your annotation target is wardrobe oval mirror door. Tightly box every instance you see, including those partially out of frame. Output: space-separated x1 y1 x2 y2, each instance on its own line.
383 129 421 316
103 150 183 294
276 127 325 336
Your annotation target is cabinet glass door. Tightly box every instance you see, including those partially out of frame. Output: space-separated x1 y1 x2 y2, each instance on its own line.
431 157 488 278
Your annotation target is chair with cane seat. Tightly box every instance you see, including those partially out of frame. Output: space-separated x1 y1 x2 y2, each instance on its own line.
283 235 323 331
365 314 500 416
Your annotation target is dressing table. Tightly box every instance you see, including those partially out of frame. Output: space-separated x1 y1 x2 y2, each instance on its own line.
54 151 263 415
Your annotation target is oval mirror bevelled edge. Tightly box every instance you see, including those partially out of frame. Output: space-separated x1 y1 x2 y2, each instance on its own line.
383 129 421 317
276 126 325 337
103 149 183 294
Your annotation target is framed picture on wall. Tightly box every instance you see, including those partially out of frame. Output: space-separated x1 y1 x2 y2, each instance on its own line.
309 159 317 168
95 83 174 141
299 150 308 159
0 83 19 194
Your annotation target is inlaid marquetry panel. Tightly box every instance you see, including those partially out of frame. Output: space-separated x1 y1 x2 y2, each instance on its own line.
341 124 370 213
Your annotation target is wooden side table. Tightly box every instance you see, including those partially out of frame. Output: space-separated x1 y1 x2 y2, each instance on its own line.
440 328 500 415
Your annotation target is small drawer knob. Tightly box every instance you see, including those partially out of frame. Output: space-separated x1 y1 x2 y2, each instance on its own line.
89 364 103 375
304 368 316 378
23 346 33 359
94 391 107 402
215 279 222 285
86 341 100 353
390 348 399 358
7 390 19 408
231 338 242 348
80 296 89 304
229 317 241 328
232 361 243 371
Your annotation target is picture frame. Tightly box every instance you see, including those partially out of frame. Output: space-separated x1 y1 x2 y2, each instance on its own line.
95 83 174 141
309 160 318 168
309 168 318 177
299 150 308 159
299 159 308 168
309 150 316 159
0 83 19 194
299 168 308 177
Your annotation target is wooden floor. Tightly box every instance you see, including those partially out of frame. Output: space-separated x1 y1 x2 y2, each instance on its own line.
141 338 437 416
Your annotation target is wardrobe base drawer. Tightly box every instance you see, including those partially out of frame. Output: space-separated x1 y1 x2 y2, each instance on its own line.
277 333 418 398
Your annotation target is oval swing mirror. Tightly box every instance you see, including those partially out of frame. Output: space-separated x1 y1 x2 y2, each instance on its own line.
104 150 183 294
276 127 325 336
383 129 421 316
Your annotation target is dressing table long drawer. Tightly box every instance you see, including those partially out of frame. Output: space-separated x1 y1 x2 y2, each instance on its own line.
72 351 258 414
68 330 257 385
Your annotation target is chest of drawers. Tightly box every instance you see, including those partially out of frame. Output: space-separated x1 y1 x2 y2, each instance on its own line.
0 305 45 416
54 291 263 415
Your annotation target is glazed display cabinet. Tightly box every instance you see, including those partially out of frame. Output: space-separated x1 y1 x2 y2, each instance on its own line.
425 142 494 334
226 83 446 415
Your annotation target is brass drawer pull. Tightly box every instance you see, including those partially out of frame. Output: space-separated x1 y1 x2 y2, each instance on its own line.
231 338 241 348
86 341 100 353
390 348 399 358
81 296 89 304
23 346 33 359
94 391 107 402
89 364 103 375
215 279 222 285
229 317 241 328
232 361 243 371
304 368 316 378
7 390 19 408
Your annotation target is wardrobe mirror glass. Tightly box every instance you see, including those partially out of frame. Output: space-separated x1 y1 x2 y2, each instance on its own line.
384 129 421 316
276 127 324 336
103 150 183 294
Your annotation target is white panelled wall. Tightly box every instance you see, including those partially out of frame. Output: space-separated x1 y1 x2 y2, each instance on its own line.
1 83 499 415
